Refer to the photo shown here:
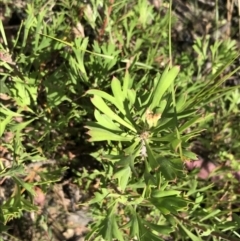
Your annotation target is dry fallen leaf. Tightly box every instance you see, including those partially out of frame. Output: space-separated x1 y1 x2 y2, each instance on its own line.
0 93 11 100
0 50 15 65
33 186 46 208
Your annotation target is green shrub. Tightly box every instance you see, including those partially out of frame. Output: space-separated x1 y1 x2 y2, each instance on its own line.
1 0 240 240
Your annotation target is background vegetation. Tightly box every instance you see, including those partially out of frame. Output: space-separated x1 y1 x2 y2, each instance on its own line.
0 0 240 240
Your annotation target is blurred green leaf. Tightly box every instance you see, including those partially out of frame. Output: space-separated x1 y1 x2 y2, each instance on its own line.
178 222 203 241
94 110 122 131
85 126 134 142
111 77 124 106
157 157 183 180
90 95 136 132
144 140 159 170
151 190 181 198
113 166 131 191
86 89 125 114
150 65 180 110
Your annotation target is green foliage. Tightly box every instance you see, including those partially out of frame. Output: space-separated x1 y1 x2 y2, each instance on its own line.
1 0 240 240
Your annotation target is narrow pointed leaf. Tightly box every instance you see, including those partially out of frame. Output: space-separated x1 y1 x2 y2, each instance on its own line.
85 126 134 142
144 141 159 170
127 89 136 107
112 217 124 241
151 190 181 198
0 115 12 137
176 93 188 112
157 157 183 180
150 66 180 110
122 72 130 100
130 212 139 238
142 220 174 235
91 96 136 132
179 113 214 132
113 166 131 191
156 99 167 114
200 209 221 222
85 89 126 114
111 77 124 105
11 118 36 132
124 141 140 154
102 217 113 241
178 222 203 241
94 110 122 131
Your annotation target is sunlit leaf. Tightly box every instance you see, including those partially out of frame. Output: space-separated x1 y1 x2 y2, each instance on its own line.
90 95 136 132
150 65 180 110
111 77 124 106
151 190 181 198
94 110 122 131
85 126 134 142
